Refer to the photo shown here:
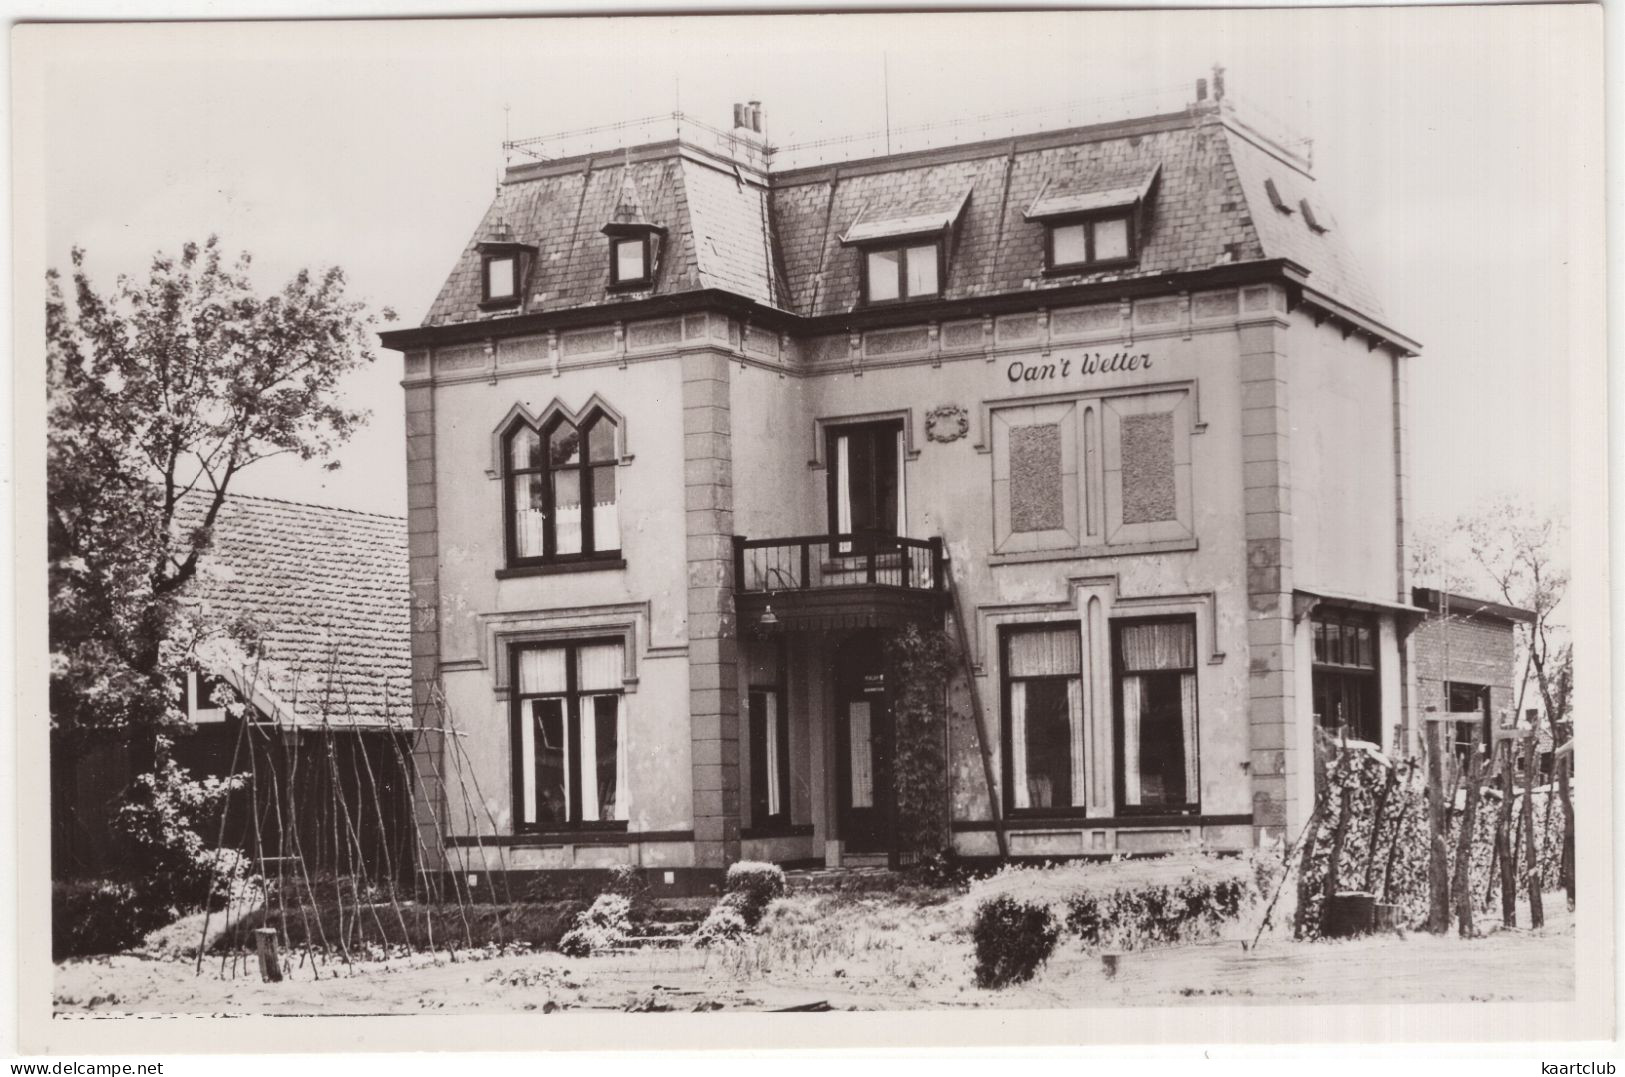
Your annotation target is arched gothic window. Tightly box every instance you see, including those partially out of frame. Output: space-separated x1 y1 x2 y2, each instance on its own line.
505 411 621 565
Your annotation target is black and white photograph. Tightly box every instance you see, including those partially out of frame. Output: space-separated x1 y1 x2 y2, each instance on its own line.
9 4 1611 1053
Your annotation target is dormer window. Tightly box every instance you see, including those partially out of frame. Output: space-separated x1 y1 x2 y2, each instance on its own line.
476 237 536 311
611 234 653 287
1047 213 1134 272
863 242 942 304
484 254 518 304
841 187 972 307
1025 164 1160 276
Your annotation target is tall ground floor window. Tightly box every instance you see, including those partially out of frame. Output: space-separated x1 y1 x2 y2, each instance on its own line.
512 639 627 829
1114 617 1200 813
1311 607 1380 745
1001 624 1085 814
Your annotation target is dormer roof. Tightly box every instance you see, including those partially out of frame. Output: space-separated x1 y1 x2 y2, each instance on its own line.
406 103 1408 351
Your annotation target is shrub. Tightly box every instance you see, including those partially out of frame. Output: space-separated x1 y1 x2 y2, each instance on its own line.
114 754 250 915
689 900 750 949
1063 874 1248 951
723 861 787 927
557 893 632 957
52 880 174 959
972 895 1059 988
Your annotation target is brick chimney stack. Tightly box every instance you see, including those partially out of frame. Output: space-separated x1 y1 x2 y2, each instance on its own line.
732 101 765 136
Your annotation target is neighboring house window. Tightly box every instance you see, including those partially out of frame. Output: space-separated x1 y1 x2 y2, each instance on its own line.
826 420 905 550
512 640 627 828
991 388 1193 553
748 657 790 825
505 411 621 565
1046 214 1134 271
1114 617 1200 813
862 242 941 304
610 234 653 287
483 253 518 305
1447 681 1490 762
1311 608 1380 745
1002 624 1085 814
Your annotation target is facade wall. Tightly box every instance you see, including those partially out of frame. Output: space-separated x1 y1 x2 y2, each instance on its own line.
419 340 701 870
1286 312 1403 603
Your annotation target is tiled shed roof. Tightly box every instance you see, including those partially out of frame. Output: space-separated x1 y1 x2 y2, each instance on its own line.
175 492 410 729
418 104 1394 333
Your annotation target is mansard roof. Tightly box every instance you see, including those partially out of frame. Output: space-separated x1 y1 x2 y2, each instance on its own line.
409 102 1402 347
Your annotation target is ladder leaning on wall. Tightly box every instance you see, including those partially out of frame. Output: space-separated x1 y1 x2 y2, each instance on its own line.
941 542 1009 861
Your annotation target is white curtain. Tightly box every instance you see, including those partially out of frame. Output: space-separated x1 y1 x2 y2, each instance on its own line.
835 434 852 549
1181 673 1199 802
613 696 629 821
514 476 547 558
849 702 873 807
520 702 537 825
894 427 907 536
576 642 623 692
763 690 782 816
518 648 567 694
555 504 583 555
1123 674 1143 806
1121 621 1196 671
593 499 620 551
1008 627 1082 677
1067 678 1086 807
1010 684 1030 809
578 701 600 821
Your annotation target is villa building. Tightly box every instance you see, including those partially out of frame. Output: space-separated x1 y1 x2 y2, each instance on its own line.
380 81 1423 888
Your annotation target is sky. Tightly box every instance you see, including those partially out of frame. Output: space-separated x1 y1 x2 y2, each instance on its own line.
24 9 1602 528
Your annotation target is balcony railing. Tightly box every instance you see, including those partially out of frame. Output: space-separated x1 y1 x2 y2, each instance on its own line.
733 533 943 595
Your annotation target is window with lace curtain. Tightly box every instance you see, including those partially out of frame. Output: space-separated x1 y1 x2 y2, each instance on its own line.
1000 624 1086 816
504 410 621 567
511 639 628 830
1113 617 1200 814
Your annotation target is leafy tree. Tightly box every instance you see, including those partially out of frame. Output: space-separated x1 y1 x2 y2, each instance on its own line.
1412 497 1572 922
47 237 390 748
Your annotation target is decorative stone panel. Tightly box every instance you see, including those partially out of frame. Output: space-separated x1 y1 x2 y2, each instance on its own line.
1120 412 1177 524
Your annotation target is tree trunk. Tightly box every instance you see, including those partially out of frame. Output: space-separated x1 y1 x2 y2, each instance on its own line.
1557 722 1575 910
1521 729 1544 929
1451 727 1483 937
1425 723 1452 934
1496 736 1518 927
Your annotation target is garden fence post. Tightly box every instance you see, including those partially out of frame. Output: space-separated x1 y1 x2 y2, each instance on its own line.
255 927 283 983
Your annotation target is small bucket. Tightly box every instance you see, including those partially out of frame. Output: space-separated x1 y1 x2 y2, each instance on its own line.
1101 953 1122 979
1323 892 1376 938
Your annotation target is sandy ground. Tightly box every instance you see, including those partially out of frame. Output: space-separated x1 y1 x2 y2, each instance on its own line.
54 894 1574 1016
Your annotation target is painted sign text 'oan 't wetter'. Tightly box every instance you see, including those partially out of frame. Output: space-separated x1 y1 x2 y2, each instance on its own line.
1006 351 1154 384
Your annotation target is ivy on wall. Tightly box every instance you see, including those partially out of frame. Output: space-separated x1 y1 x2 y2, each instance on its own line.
886 624 958 859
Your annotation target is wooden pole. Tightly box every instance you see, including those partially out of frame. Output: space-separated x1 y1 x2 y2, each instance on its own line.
254 927 283 983
1521 717 1544 929
1451 726 1484 937
1424 722 1452 934
945 559 1007 860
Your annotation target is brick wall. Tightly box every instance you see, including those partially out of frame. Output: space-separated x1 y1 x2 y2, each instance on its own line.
1413 614 1521 727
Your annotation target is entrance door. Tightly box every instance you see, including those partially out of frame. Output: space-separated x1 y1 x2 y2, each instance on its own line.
833 632 893 854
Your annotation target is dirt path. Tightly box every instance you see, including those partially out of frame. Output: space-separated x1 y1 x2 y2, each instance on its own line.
54 901 1573 1016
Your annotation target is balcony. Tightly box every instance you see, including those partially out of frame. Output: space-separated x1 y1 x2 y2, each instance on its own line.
732 533 946 633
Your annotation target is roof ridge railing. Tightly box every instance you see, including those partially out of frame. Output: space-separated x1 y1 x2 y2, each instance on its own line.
501 83 1313 174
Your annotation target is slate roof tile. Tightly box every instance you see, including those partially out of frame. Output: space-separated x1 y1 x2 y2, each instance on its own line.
419 108 1393 332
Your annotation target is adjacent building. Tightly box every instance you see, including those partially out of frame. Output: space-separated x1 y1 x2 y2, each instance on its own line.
380 81 1423 887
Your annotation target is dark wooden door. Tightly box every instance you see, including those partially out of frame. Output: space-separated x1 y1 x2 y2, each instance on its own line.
833 632 893 854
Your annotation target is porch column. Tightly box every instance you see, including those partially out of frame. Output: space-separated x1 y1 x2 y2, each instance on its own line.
1239 320 1301 844
682 350 742 869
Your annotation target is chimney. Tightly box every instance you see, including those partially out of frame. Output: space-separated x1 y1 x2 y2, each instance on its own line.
1196 77 1208 102
733 103 750 130
748 100 764 134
